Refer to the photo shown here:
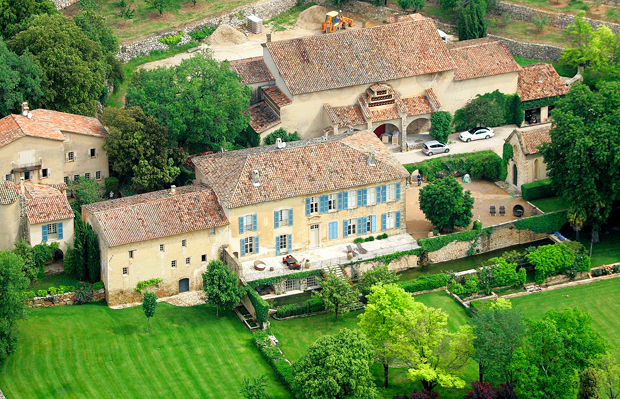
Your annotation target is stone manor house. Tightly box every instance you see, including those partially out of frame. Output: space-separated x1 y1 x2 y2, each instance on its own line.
232 15 567 149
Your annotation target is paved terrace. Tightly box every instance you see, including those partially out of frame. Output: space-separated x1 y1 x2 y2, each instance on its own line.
241 234 419 282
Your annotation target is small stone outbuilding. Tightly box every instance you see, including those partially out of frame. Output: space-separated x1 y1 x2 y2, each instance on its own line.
505 124 551 189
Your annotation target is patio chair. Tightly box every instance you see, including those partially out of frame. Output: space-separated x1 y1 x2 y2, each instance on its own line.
490 206 496 216
346 245 358 257
355 242 368 255
499 206 506 216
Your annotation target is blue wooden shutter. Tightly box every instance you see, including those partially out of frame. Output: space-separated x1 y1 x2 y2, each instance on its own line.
396 182 401 201
42 224 48 242
357 217 364 235
255 236 259 254
357 190 363 207
376 186 382 203
343 191 348 209
395 211 401 229
306 198 311 216
329 221 337 239
320 195 328 214
381 213 387 231
338 192 343 210
371 215 377 233
239 217 244 234
343 220 348 238
363 189 368 206
252 214 257 231
289 209 293 226
363 217 368 234
381 185 387 202
287 234 292 253
240 239 246 257
274 211 279 229
276 236 281 255
57 222 63 240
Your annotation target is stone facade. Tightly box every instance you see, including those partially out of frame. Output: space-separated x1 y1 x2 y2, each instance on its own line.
28 288 105 308
116 0 298 62
344 253 419 278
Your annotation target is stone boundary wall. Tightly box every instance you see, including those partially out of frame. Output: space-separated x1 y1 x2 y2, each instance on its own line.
116 0 298 62
52 0 78 10
28 288 105 308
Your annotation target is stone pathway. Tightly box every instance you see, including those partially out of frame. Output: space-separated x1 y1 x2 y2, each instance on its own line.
110 291 206 310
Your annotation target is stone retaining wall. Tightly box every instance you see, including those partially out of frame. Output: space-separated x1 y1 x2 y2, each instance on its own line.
116 0 298 62
28 288 105 308
52 0 78 10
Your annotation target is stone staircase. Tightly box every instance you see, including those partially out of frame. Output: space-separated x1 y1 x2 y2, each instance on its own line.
322 265 347 281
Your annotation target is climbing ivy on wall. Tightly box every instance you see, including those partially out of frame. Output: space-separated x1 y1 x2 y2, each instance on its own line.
514 210 568 234
516 96 564 126
247 269 324 288
417 227 493 253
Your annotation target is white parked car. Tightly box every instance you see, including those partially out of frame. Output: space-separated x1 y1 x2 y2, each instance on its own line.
459 127 494 142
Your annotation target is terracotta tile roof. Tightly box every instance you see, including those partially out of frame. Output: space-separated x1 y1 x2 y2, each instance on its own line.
192 130 409 208
263 85 292 108
448 38 522 81
0 109 107 148
370 106 400 122
401 95 434 116
265 18 456 95
425 88 442 111
23 183 74 225
324 104 366 127
519 126 551 155
0 181 20 205
248 102 281 133
229 57 275 84
517 63 568 102
83 185 228 247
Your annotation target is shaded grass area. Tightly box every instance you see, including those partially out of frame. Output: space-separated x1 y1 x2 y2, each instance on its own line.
107 42 198 108
578 231 620 267
29 273 82 291
488 17 569 45
510 277 620 347
502 0 620 24
270 291 477 399
266 2 316 31
531 196 570 212
0 302 291 399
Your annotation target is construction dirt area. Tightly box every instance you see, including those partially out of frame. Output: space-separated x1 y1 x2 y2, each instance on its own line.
139 5 382 70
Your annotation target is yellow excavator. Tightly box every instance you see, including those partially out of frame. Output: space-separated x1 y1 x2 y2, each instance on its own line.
321 11 353 33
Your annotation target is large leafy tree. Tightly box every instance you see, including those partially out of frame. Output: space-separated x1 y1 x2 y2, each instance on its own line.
7 14 107 116
390 300 475 392
595 352 620 399
70 177 103 209
0 250 29 361
356 265 399 297
293 328 379 399
101 107 182 192
540 82 620 247
0 0 57 38
419 176 474 232
126 51 251 153
457 0 487 41
0 37 43 118
398 0 425 12
202 260 242 316
510 308 607 399
313 270 358 321
429 111 453 143
470 304 525 384
358 283 415 388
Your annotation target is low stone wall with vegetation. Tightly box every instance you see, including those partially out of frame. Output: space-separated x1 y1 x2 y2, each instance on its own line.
28 288 105 308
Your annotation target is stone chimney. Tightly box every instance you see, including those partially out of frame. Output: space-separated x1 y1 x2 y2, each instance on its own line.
170 185 176 194
252 170 260 186
21 102 29 116
368 151 376 166
20 177 25 194
266 33 272 43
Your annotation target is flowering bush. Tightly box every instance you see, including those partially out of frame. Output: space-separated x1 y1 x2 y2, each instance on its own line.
601 265 613 275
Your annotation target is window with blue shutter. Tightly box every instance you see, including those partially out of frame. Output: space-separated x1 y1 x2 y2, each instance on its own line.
240 239 246 257
381 213 387 231
363 217 369 234
395 211 401 229
255 236 259 254
343 191 348 209
276 236 281 255
362 189 368 206
338 192 343 210
306 198 311 216
42 224 48 242
357 217 364 235
328 221 338 239
357 190 363 207
274 211 279 228
381 185 387 203
343 220 349 238
376 186 382 203
320 195 328 213
252 214 257 231
239 217 244 234
287 234 292 253
396 182 401 201
57 222 63 240
289 208 294 226
371 215 377 233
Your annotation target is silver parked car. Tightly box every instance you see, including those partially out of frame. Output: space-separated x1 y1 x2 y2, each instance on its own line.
459 127 494 142
422 140 450 156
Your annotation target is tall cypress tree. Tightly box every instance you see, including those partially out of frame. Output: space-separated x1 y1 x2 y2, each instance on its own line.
458 0 488 40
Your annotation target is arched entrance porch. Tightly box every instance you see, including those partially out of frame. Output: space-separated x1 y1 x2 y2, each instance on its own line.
373 123 400 145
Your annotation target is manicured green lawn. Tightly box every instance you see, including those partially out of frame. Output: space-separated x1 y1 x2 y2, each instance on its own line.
510 277 620 348
29 273 82 291
579 231 620 267
0 302 291 399
531 196 570 212
270 291 477 398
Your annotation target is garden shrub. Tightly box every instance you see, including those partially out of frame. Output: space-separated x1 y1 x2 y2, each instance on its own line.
591 268 603 277
354 237 364 244
247 288 269 328
275 297 325 318
472 220 483 230
398 273 449 293
364 236 375 242
526 243 575 283
415 150 504 182
263 128 300 145
253 331 295 391
521 178 555 201
93 282 104 290
188 25 216 41
488 257 525 287
48 287 57 295
453 90 520 131
514 210 568 234
135 278 163 292
429 111 453 143
25 291 36 298
463 274 479 293
36 289 47 297
105 176 119 193
157 33 184 46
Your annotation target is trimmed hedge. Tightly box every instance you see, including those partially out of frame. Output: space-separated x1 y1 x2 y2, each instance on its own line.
247 288 269 328
414 150 505 182
253 331 295 391
514 210 567 234
521 178 555 201
135 278 162 293
275 297 325 318
398 273 449 293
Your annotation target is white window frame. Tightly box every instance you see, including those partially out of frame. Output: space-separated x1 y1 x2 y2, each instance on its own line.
67 151 74 162
95 171 102 180
386 211 396 229
367 188 376 205
84 172 90 179
285 278 300 291
41 168 49 179
309 196 319 214
47 223 58 239
386 183 397 202
243 215 253 232
185 257 191 265
277 209 289 226
89 148 96 158
328 193 337 211
347 218 357 235
128 250 134 259
244 236 254 254
122 267 128 276
171 260 177 268
279 234 288 253
347 190 357 208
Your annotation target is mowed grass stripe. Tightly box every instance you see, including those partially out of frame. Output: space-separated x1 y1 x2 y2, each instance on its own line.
0 302 291 399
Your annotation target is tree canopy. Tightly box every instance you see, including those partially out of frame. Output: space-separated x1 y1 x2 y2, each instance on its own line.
0 250 29 361
202 260 242 316
0 37 43 118
429 111 453 143
142 291 157 332
457 0 487 41
0 0 57 38
419 175 474 232
126 51 251 153
313 270 358 321
356 265 399 297
293 328 379 399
